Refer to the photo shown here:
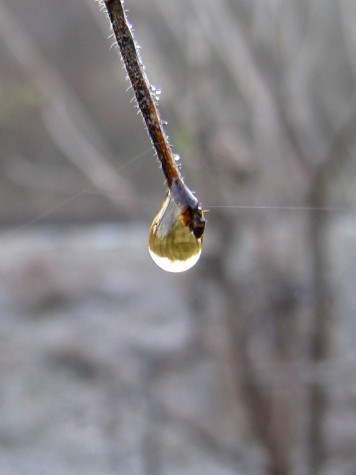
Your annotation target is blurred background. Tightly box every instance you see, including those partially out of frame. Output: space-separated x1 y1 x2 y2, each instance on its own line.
0 0 355 474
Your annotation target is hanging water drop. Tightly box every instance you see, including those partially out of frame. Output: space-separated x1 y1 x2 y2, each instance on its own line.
103 1 206 272
148 192 203 272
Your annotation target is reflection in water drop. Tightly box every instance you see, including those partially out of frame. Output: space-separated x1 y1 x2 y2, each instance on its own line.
148 192 203 272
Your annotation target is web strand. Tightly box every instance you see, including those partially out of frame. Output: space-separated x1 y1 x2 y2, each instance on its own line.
1 148 151 238
206 205 348 213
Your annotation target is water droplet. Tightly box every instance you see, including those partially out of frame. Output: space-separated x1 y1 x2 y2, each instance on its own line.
173 154 180 162
148 192 203 272
150 85 162 101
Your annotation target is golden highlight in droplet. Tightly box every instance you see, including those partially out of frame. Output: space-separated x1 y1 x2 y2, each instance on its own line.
148 193 203 273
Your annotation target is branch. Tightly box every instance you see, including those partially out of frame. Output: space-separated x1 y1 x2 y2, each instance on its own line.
310 112 356 204
306 110 356 475
0 1 136 213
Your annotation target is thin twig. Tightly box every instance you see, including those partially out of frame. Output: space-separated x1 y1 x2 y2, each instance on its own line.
103 0 205 237
104 0 179 188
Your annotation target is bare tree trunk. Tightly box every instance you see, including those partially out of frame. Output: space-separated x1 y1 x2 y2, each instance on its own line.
306 112 356 474
307 194 330 474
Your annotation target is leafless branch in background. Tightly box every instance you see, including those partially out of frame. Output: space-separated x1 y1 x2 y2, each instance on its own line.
306 110 356 474
0 0 136 214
